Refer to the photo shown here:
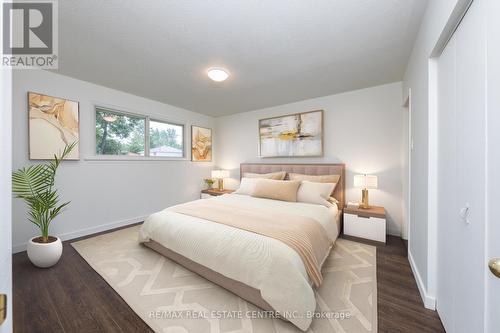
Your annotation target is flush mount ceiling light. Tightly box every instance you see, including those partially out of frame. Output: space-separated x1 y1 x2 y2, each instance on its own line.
207 67 229 82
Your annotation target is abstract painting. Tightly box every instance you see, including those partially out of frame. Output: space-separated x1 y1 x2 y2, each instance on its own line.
28 92 80 160
191 125 212 162
259 110 323 157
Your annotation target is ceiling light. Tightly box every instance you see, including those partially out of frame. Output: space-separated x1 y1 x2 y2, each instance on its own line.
207 68 229 82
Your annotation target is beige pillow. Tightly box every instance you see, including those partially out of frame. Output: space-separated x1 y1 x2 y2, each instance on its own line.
297 181 336 207
243 171 286 180
289 173 341 184
251 179 301 202
328 197 339 205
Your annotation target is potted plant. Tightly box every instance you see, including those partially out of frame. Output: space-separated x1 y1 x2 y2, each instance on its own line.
12 142 77 268
204 178 215 189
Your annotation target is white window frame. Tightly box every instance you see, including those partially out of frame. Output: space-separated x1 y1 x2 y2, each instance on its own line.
89 106 187 161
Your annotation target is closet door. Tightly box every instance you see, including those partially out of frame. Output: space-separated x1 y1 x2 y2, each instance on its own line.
486 0 500 331
436 1 487 332
454 1 487 331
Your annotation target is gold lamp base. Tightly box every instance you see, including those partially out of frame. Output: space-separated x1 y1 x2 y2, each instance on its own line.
360 189 370 209
0 293 6 326
217 178 224 191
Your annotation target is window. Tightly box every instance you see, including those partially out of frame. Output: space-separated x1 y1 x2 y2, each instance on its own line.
96 108 145 156
149 120 184 157
95 107 184 158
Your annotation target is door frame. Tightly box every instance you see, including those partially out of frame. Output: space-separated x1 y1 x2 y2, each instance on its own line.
403 89 412 241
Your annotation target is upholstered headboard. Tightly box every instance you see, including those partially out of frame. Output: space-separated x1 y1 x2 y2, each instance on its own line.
240 163 345 210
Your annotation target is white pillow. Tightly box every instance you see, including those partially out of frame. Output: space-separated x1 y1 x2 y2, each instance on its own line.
234 177 261 195
297 181 337 207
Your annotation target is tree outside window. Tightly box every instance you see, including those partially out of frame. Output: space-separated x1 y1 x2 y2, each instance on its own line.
95 108 184 158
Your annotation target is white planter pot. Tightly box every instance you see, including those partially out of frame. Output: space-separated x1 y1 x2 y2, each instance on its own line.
27 236 63 268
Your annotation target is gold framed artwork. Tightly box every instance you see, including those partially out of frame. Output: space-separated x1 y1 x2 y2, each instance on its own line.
28 92 80 160
259 110 323 157
191 125 212 162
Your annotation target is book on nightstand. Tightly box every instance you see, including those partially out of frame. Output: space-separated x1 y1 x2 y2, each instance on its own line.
347 201 360 209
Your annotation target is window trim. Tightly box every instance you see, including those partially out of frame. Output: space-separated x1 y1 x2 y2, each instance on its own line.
92 106 187 160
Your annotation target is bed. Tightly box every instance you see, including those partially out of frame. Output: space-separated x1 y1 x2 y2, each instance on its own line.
139 163 345 331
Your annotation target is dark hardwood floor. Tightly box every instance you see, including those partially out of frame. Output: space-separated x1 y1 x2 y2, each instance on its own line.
371 236 444 333
13 228 444 332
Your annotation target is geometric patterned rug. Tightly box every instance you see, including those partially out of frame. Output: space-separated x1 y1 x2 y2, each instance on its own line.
72 225 377 333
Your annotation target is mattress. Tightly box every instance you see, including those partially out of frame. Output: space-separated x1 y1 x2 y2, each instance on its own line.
139 194 340 331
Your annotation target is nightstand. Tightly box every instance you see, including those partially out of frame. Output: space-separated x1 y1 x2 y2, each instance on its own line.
200 188 235 199
343 205 386 243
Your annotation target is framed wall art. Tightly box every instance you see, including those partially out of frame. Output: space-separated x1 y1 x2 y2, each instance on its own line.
259 110 323 157
28 92 80 160
191 125 212 162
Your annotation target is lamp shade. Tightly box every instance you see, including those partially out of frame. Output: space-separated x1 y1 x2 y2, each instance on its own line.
354 174 378 189
365 175 378 189
354 175 366 188
211 170 229 179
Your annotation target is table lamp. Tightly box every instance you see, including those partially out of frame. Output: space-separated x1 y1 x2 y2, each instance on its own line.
211 170 229 191
354 174 378 209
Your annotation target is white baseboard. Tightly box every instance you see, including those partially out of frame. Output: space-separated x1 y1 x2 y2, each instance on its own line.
408 249 436 310
12 215 147 254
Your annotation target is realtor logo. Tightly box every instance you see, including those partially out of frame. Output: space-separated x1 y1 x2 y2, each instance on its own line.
2 1 58 68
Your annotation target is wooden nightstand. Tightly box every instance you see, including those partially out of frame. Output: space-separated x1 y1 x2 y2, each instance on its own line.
200 189 235 199
343 205 386 243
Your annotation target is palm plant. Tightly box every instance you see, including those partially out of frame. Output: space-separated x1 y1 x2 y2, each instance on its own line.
12 142 77 243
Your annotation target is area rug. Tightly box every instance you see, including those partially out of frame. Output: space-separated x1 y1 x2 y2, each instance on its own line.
72 225 377 333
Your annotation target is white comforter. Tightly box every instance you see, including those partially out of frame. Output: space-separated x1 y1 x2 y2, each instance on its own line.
139 194 339 331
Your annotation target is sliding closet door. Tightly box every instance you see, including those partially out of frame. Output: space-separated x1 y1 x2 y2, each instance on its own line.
436 1 487 332
436 34 457 333
453 1 487 331
486 0 500 331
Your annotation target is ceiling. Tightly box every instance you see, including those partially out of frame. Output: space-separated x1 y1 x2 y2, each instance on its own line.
55 0 428 117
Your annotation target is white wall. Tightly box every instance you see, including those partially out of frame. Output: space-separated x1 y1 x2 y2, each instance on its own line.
12 70 215 252
216 82 405 236
403 0 469 308
1 68 13 333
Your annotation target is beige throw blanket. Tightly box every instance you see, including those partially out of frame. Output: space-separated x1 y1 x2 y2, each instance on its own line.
169 200 332 287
